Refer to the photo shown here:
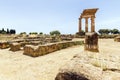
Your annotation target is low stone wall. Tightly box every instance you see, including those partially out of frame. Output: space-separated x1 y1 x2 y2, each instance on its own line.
23 41 84 57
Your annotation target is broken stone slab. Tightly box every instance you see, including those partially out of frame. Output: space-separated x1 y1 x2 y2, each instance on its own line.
9 43 21 52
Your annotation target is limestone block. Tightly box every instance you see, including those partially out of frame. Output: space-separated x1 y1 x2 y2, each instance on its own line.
9 43 21 52
23 45 39 57
30 41 41 46
38 45 48 55
45 44 55 53
85 32 99 52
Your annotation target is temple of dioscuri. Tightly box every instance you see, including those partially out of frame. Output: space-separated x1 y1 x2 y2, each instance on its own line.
79 8 99 52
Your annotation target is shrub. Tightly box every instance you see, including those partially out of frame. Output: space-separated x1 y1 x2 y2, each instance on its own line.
50 30 61 36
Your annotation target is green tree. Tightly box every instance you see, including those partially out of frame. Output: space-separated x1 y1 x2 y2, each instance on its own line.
10 29 16 34
39 32 43 35
29 32 38 35
1 28 6 34
98 29 103 35
98 29 110 35
50 30 61 36
6 28 10 34
20 32 26 35
76 30 85 36
111 29 119 34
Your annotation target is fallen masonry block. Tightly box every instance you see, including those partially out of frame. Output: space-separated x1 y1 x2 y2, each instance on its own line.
9 43 21 52
23 45 40 57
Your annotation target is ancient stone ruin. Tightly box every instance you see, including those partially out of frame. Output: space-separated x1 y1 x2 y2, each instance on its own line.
85 32 99 52
9 43 21 52
23 41 84 57
79 8 99 52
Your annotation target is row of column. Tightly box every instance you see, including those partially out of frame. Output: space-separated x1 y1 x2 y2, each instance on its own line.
79 16 95 32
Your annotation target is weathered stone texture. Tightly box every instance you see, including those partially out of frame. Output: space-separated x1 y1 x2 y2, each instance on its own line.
23 41 84 57
55 52 120 80
85 32 99 52
9 43 21 52
55 62 102 80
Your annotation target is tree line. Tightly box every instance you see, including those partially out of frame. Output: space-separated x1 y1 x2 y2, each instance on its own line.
98 29 119 35
20 30 61 36
0 28 16 34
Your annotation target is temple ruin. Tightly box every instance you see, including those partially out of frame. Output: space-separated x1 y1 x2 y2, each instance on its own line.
79 8 99 52
78 8 98 32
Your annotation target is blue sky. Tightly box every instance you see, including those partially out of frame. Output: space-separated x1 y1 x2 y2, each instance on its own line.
0 0 120 34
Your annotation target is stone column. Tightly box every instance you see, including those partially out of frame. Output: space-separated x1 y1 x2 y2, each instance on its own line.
91 16 95 32
79 18 82 32
85 17 89 32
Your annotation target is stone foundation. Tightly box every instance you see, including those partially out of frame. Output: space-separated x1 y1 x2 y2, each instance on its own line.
23 41 84 57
